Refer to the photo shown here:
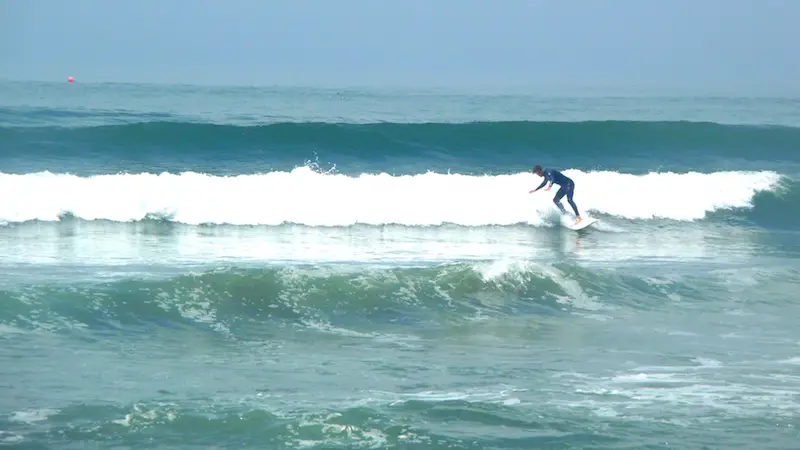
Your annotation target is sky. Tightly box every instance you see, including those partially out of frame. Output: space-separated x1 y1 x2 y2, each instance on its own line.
1 0 799 93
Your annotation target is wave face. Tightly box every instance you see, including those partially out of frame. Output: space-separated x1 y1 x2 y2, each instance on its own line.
6 261 795 336
3 119 800 175
0 167 784 226
3 250 799 450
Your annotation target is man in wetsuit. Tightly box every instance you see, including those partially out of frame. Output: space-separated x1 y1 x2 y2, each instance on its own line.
529 165 582 224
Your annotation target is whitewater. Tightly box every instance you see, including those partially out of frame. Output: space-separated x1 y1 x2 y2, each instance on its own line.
0 167 782 226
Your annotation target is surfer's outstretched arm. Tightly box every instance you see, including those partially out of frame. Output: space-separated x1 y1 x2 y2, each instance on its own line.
530 178 548 193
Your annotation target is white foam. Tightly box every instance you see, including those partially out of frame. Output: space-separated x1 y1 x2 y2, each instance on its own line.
9 408 57 424
473 260 606 311
289 412 389 449
0 323 26 335
0 168 782 226
555 364 800 421
300 319 422 348
0 431 23 444
372 385 523 406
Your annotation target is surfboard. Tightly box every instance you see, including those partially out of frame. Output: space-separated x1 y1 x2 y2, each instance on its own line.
562 216 599 231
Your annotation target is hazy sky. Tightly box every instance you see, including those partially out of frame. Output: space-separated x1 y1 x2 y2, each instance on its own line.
2 0 798 92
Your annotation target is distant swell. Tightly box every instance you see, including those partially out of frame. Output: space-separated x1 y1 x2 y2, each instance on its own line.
3 120 800 175
7 119 800 153
0 168 783 226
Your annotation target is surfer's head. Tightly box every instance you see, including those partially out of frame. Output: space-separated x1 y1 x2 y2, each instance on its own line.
533 165 543 176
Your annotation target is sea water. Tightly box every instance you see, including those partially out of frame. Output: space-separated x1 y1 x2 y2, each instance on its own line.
1 81 799 449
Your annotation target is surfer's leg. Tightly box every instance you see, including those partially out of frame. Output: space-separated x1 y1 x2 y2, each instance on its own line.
553 186 567 214
566 182 580 217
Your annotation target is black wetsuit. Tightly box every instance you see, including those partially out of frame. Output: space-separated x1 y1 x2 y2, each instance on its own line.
536 169 580 217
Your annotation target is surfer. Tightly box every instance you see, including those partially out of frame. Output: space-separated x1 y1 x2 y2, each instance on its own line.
529 165 582 224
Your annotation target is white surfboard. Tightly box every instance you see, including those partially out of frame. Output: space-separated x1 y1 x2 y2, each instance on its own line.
562 216 599 231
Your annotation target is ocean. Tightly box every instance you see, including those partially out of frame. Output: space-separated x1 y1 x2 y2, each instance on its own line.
0 81 798 449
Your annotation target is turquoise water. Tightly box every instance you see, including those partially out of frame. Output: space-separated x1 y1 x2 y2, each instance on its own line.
1 81 799 449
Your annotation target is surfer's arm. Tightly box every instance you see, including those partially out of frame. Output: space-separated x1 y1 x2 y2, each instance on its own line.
530 178 548 193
